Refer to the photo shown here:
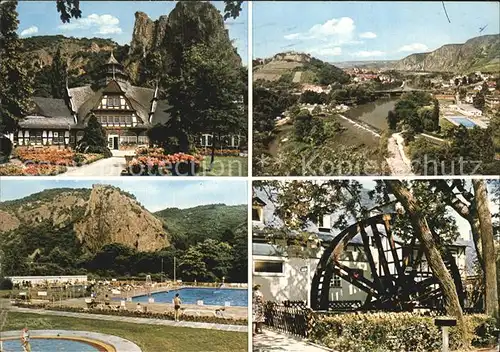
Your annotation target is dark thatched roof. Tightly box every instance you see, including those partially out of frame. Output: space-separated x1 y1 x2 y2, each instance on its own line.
32 97 73 118
19 116 75 129
151 100 171 125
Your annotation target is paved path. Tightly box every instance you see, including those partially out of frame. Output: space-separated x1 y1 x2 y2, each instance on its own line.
8 307 247 333
253 329 329 352
386 132 414 176
59 156 126 176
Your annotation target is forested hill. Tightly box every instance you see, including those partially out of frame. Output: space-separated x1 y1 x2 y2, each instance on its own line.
155 204 247 249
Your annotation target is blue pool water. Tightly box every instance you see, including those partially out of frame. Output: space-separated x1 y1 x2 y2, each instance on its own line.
449 117 477 128
133 287 248 306
1 338 100 351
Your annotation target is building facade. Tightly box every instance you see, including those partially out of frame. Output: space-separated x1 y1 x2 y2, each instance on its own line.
14 52 244 151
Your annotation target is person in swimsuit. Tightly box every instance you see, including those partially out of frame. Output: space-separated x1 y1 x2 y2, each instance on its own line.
173 293 182 321
21 327 31 352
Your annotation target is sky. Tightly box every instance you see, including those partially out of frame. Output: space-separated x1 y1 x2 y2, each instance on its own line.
0 179 248 212
253 1 500 62
16 1 248 64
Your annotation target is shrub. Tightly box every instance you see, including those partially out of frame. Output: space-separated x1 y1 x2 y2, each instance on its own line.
0 136 13 163
309 312 497 352
0 277 13 290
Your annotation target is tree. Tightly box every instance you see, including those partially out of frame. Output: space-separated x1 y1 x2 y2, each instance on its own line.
160 1 244 155
178 247 208 282
50 46 68 99
472 180 499 319
0 0 34 134
431 99 440 131
76 114 112 157
387 110 398 130
385 180 465 339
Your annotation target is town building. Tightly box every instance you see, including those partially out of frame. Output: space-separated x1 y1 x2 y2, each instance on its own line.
15 52 169 150
455 103 483 117
485 94 500 111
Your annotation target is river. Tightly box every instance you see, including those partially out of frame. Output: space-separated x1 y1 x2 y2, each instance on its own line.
345 97 398 132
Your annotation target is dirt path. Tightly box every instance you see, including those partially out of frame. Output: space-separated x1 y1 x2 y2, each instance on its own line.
386 133 414 176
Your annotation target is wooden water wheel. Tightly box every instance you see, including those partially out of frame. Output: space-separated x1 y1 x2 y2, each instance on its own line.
311 213 465 311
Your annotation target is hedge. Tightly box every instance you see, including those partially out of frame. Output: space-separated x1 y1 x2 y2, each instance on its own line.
12 303 247 326
309 312 498 352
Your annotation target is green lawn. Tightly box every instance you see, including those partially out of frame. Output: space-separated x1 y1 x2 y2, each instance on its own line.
201 156 248 176
1 312 247 352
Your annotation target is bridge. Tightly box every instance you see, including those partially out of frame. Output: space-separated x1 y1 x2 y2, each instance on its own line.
373 81 430 97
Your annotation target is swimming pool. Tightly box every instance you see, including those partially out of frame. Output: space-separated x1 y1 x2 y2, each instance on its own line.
0 338 104 352
448 116 477 128
133 287 248 306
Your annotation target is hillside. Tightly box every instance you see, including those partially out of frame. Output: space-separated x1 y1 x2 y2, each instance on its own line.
155 204 247 248
253 51 349 85
0 185 168 252
0 188 247 279
393 34 500 73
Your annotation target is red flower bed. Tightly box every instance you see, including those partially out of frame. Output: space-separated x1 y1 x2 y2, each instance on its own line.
0 163 66 176
15 148 104 167
16 148 75 164
127 153 203 176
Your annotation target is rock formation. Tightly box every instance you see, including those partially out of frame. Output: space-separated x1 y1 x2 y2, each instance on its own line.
0 185 169 252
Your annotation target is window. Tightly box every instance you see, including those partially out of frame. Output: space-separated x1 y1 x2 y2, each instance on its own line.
107 96 120 108
330 274 341 288
114 116 120 124
120 116 125 124
252 208 261 222
254 260 284 274
35 131 42 144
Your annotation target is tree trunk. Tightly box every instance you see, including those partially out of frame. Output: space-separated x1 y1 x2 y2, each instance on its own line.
178 130 189 153
386 180 466 342
472 180 499 319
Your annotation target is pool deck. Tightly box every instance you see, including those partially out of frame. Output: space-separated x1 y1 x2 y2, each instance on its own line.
60 298 248 319
7 306 248 333
0 329 142 352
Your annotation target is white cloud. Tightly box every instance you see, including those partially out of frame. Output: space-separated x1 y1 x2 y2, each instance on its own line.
350 50 386 58
359 31 377 39
285 17 356 44
58 14 122 35
398 43 429 52
309 46 342 57
20 26 38 36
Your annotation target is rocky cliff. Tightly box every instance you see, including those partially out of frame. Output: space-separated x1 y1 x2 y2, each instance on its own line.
393 34 500 73
0 185 168 252
129 11 169 58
